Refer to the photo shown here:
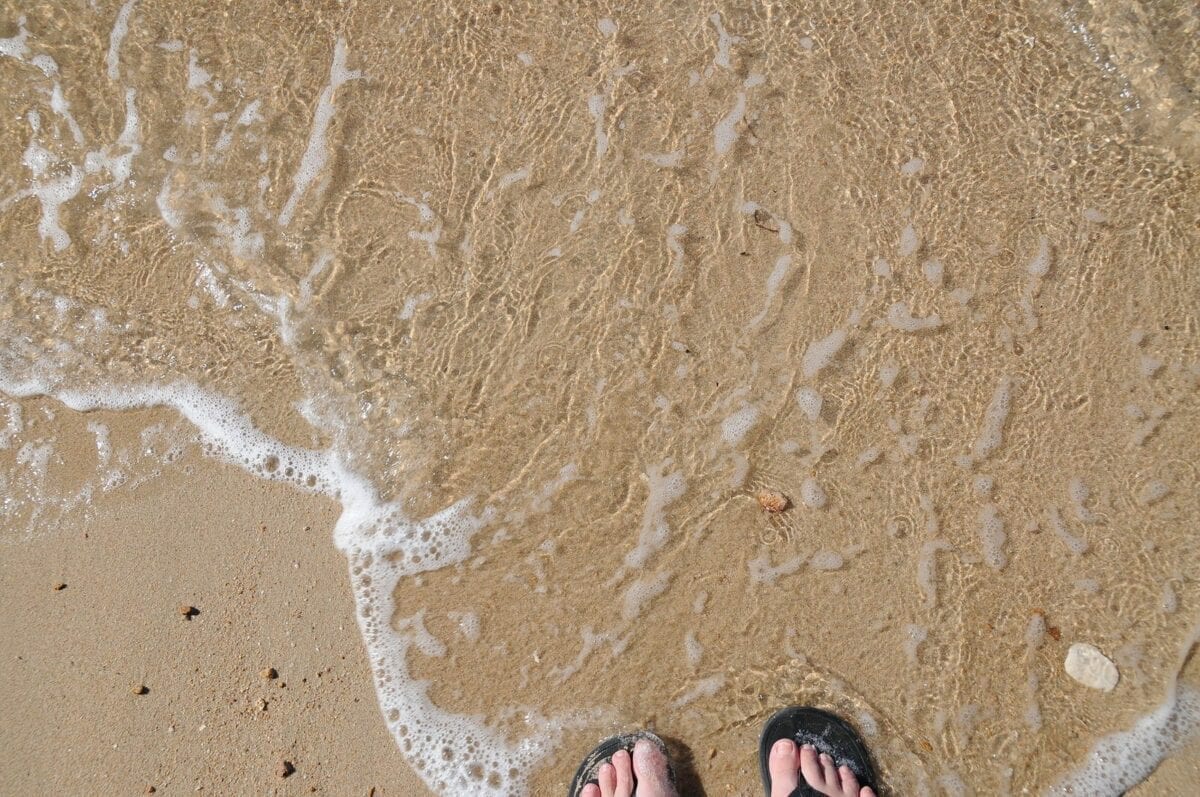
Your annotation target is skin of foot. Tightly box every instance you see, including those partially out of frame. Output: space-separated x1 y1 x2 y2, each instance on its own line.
579 739 678 797
768 739 876 797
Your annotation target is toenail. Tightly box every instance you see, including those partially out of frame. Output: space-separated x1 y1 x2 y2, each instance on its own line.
801 743 815 751
772 739 792 755
820 753 832 763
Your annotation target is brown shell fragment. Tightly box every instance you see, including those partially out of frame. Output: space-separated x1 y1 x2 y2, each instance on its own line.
756 489 790 513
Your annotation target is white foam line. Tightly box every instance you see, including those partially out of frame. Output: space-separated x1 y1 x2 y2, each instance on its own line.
106 0 137 81
0 369 563 795
1049 683 1200 795
278 37 361 227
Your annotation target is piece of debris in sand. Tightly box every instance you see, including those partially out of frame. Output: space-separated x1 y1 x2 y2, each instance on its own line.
178 604 197 619
132 684 148 695
261 667 278 680
276 760 295 778
756 489 790 513
1064 642 1119 691
53 581 67 591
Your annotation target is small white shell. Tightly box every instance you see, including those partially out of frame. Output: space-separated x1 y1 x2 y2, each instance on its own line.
1064 643 1119 692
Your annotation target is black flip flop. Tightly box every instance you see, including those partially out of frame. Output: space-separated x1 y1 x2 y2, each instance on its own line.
568 730 677 797
759 707 878 796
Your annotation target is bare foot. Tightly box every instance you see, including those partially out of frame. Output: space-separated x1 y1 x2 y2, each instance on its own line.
768 739 877 797
579 739 678 797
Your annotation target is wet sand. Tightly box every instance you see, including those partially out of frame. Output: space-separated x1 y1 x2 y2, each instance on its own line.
2 1 1199 794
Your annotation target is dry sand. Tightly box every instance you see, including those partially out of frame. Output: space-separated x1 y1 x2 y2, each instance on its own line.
0 407 428 796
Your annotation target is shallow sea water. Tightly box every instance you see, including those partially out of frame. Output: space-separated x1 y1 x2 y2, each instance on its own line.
1 1 1198 794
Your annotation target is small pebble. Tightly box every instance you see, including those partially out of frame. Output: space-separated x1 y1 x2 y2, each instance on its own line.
261 667 278 679
277 760 294 779
53 582 67 591
178 605 197 619
755 489 790 513
145 788 156 795
132 684 148 695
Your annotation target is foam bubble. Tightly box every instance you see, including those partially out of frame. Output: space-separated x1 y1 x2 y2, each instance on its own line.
1025 671 1042 731
620 460 686 573
1025 614 1046 650
1068 477 1096 524
720 405 759 446
801 327 848 378
1162 584 1178 614
709 13 741 70
643 149 684 168
1047 505 1089 556
187 50 212 90
621 571 671 621
0 16 31 62
749 553 805 584
971 377 1013 462
684 631 703 667
800 477 827 509
878 360 900 388
105 0 137 81
671 674 725 708
856 447 881 468
794 387 822 422
977 503 1007 570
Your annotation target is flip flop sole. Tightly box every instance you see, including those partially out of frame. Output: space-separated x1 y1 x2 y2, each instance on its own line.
759 706 878 797
568 730 676 797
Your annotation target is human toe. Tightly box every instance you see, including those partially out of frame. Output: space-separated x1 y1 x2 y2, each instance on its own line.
768 738 800 797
